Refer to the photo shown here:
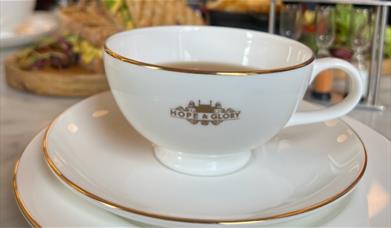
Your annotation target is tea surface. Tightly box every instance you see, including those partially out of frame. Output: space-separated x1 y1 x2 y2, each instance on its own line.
161 62 259 72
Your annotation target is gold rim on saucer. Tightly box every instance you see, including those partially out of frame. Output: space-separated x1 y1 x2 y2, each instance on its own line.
42 112 368 225
103 46 315 76
13 159 42 228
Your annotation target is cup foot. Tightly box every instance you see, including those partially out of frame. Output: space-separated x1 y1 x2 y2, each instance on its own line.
153 146 252 176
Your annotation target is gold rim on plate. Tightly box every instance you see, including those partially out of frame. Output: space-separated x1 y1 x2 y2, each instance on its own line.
41 107 368 225
13 159 41 228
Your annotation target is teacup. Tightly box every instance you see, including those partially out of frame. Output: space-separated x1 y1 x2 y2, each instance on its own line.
0 0 35 33
104 26 362 176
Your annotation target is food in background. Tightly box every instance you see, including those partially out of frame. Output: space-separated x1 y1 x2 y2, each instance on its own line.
56 1 123 73
16 35 80 70
127 0 204 27
16 34 105 72
103 0 134 29
303 9 315 32
330 47 353 61
206 0 282 13
7 0 205 97
297 7 317 51
16 0 205 74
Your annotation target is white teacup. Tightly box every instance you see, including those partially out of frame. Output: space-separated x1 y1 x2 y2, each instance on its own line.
0 0 35 33
104 26 362 176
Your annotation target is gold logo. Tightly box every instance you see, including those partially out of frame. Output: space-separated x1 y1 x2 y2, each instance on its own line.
170 100 240 126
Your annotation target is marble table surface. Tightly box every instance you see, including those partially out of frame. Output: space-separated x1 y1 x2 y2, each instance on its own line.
0 49 390 227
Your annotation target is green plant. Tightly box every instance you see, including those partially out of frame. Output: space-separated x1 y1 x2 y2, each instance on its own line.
335 4 352 46
385 26 391 58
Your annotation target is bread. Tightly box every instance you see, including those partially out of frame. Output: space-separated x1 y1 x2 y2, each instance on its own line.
56 3 119 73
57 5 120 47
55 0 204 74
126 0 204 27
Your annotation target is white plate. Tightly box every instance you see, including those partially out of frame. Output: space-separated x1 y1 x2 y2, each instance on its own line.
0 12 57 49
14 121 391 227
11 130 356 228
43 92 367 227
13 131 142 227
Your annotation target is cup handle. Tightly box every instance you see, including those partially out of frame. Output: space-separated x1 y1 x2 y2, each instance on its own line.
285 57 363 127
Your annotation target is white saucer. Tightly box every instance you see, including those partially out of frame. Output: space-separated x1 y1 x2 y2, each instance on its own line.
0 12 57 49
12 129 357 227
14 121 391 227
42 92 367 227
13 131 142 227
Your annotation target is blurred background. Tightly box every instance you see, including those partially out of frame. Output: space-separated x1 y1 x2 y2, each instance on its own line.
1 0 390 106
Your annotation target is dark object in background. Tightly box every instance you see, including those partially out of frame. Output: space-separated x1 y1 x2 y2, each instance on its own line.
311 90 331 101
35 0 57 10
310 70 333 102
389 8 391 25
207 10 270 32
330 47 353 61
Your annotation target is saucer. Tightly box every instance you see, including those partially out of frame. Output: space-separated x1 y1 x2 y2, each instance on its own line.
43 92 367 226
14 120 391 227
13 130 142 227
13 129 364 227
0 12 57 49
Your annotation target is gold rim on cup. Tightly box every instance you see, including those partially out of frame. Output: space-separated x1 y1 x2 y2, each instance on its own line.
103 45 316 76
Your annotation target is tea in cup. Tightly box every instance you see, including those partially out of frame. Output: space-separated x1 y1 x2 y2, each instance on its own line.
104 26 362 176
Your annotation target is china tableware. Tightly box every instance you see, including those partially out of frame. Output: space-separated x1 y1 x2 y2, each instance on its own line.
104 26 363 176
13 131 140 227
0 0 35 33
0 12 57 49
14 118 391 227
43 92 367 227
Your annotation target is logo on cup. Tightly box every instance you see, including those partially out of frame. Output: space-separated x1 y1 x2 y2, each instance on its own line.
170 100 240 126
